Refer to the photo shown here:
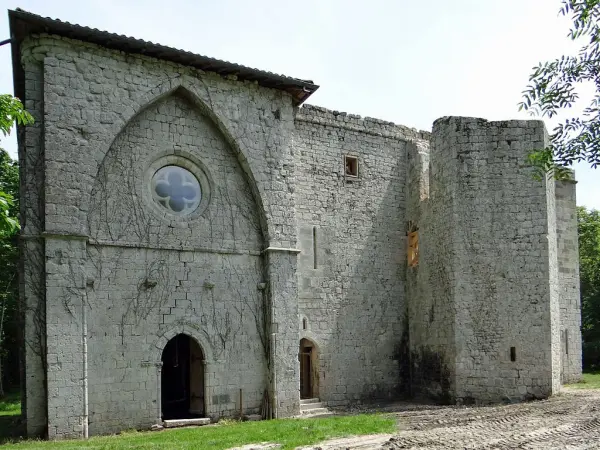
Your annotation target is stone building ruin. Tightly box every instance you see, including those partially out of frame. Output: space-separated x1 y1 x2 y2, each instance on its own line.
9 9 581 439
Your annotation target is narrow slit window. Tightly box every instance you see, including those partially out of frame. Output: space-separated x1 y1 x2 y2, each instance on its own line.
313 226 318 269
302 318 307 330
510 347 516 362
407 231 419 267
565 330 569 355
344 155 359 178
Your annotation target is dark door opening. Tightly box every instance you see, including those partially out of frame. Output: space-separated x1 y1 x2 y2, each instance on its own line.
299 338 319 399
161 334 205 420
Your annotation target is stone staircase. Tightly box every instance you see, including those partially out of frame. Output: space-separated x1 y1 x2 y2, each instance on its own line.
300 398 330 416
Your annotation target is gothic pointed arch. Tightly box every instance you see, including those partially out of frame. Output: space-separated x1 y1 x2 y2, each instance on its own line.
88 77 269 242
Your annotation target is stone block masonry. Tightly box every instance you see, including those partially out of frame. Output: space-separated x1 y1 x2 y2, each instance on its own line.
16 28 301 438
293 106 426 407
10 9 581 439
416 117 567 403
555 178 582 383
406 136 456 402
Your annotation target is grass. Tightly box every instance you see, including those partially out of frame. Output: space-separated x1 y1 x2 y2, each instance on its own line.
0 391 21 416
0 391 23 444
0 368 598 449
0 410 395 450
566 371 600 389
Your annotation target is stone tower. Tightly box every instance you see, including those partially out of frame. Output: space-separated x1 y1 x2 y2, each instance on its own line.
406 117 581 403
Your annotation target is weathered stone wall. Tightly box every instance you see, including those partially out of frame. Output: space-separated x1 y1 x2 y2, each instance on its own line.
430 117 561 403
44 237 87 437
406 138 456 402
18 49 48 438
19 33 302 438
83 248 266 434
555 179 582 382
17 25 583 440
293 105 428 406
82 92 267 435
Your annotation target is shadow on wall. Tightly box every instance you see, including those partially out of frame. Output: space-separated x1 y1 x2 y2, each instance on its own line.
324 151 407 405
407 346 452 404
323 141 453 406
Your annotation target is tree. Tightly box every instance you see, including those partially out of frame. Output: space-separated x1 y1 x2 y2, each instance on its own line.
0 94 33 138
0 94 33 395
579 207 600 370
0 94 31 235
0 194 17 237
0 150 20 395
519 1 600 177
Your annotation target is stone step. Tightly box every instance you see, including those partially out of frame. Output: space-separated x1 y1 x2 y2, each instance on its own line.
300 407 330 416
245 414 262 421
163 417 211 428
300 398 321 405
300 402 323 410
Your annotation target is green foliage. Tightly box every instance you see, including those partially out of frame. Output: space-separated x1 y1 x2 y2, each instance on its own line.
526 148 574 181
0 94 30 235
519 1 600 173
0 194 18 237
0 414 396 449
579 207 600 369
0 150 20 391
0 93 31 391
0 150 19 214
0 95 33 138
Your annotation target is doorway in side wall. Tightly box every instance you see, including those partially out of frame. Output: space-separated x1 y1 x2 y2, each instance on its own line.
299 338 319 399
161 333 205 419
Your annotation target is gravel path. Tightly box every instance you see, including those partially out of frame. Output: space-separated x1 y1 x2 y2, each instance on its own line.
305 388 600 449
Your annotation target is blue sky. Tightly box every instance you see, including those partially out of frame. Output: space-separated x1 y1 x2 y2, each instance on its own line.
1 0 598 209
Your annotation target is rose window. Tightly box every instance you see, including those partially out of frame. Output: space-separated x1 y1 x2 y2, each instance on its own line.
151 165 201 215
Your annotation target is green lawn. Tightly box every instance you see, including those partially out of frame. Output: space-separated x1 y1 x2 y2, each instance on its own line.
566 371 600 389
0 391 21 417
0 402 395 450
0 391 23 444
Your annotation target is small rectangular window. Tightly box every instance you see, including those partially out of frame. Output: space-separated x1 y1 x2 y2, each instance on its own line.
407 231 419 267
313 226 318 269
344 155 359 178
510 347 516 362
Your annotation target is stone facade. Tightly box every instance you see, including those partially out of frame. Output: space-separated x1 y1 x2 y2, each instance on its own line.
416 117 563 403
10 10 582 439
555 178 582 383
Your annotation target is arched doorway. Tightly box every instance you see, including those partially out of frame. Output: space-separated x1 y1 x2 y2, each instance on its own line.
299 338 319 399
161 334 205 419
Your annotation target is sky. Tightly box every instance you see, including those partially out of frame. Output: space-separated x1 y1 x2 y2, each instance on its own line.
0 0 598 209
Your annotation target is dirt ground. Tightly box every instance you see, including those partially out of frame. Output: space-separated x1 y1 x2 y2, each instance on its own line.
305 387 600 449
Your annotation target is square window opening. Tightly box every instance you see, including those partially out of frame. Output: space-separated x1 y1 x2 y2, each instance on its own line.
344 155 359 178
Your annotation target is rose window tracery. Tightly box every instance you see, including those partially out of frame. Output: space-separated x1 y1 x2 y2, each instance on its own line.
151 165 201 215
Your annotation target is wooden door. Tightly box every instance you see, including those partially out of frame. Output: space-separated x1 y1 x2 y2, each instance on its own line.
189 341 205 416
300 348 312 399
